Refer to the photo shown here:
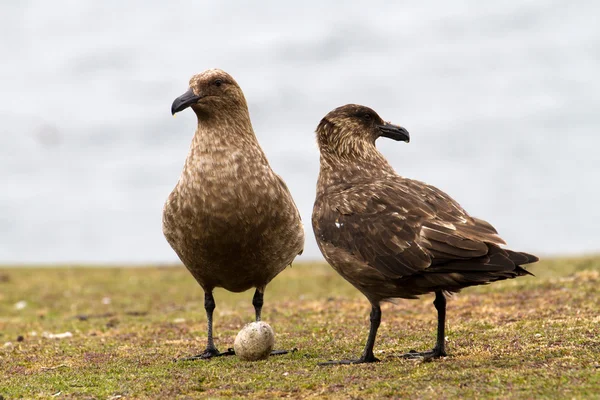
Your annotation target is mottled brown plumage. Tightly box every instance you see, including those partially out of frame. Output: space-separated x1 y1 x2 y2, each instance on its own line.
163 69 304 359
312 104 538 364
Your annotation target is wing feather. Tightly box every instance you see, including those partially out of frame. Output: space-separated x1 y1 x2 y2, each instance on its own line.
313 177 523 280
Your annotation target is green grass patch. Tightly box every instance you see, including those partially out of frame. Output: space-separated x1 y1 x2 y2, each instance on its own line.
1 256 599 399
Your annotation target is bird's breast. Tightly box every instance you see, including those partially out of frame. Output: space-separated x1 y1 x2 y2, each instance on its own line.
167 155 289 238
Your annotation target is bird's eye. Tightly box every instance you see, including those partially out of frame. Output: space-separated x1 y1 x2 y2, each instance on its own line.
214 79 223 87
363 113 372 121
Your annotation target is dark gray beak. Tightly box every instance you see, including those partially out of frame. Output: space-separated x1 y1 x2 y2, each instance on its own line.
171 88 202 115
378 123 410 142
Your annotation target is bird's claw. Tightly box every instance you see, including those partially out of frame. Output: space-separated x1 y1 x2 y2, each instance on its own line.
270 347 298 356
177 347 235 361
318 355 380 366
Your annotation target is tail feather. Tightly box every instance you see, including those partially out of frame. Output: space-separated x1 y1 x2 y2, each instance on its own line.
505 249 539 265
406 245 539 294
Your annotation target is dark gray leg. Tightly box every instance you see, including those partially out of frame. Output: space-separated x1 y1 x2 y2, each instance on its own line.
252 289 264 322
319 304 382 366
178 291 234 361
403 291 448 359
202 291 219 356
432 290 447 356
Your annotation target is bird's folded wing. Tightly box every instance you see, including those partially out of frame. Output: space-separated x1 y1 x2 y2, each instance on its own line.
314 179 509 280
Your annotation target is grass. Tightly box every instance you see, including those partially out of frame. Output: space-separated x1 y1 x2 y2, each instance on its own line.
1 256 599 399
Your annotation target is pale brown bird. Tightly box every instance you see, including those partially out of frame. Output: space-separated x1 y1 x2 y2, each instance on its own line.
163 69 304 360
312 104 537 365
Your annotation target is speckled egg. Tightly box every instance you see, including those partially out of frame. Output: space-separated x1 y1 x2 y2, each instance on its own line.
234 321 275 361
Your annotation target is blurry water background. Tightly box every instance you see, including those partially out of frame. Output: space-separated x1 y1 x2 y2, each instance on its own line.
1 0 598 264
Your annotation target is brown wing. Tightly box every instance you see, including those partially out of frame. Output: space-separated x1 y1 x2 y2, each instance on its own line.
313 178 513 280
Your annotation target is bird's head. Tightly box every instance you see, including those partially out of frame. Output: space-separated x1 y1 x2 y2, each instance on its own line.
316 104 409 158
171 69 248 118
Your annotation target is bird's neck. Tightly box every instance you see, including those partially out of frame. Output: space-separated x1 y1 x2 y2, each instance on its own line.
192 109 259 148
317 146 397 190
182 112 269 175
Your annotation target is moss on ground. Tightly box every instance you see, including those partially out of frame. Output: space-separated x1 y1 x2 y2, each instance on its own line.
0 256 599 399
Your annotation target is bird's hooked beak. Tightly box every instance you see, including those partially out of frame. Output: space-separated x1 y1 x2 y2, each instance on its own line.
171 88 202 115
377 122 410 143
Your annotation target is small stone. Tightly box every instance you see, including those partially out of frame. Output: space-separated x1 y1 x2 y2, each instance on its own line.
42 331 73 339
14 300 27 310
16 335 24 342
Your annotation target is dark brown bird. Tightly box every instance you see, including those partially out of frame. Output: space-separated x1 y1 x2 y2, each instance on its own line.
312 104 538 365
163 69 304 360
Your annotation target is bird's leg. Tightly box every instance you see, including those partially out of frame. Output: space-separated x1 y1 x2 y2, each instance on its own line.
178 291 234 361
359 305 382 362
319 305 381 366
402 290 448 360
201 291 222 357
252 288 298 357
252 288 264 322
432 290 448 356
